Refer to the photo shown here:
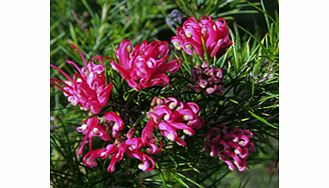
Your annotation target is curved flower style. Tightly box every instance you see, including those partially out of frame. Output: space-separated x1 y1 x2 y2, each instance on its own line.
50 44 112 114
77 112 155 173
171 16 232 58
205 125 255 172
76 116 113 155
145 97 204 147
83 138 155 173
110 39 181 91
104 112 125 139
141 120 163 154
189 62 224 95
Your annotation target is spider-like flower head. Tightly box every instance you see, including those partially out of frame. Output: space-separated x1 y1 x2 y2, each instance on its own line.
205 125 255 172
111 39 181 91
77 112 155 173
51 44 112 114
145 97 204 147
171 16 232 59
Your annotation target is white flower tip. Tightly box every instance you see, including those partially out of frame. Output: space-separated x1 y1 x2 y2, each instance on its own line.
126 45 132 52
64 81 73 86
100 152 106 157
164 114 170 121
92 127 99 133
183 129 192 136
168 102 176 109
183 115 191 121
173 41 181 50
185 44 192 50
185 31 192 38
146 61 154 68
234 149 240 155
138 163 147 171
79 124 88 131
228 165 235 171
167 133 175 141
113 123 119 130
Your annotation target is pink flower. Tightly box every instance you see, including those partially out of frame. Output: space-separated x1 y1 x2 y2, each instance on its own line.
171 16 232 58
141 120 163 154
104 112 125 139
51 44 112 114
83 138 155 173
189 61 224 95
110 39 181 91
145 97 204 147
77 112 155 173
76 116 111 155
205 125 255 172
124 137 155 172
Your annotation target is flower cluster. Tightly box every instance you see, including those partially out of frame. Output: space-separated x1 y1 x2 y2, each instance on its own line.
110 39 181 91
76 113 155 173
189 62 224 95
145 97 204 147
51 16 258 174
50 44 112 114
171 16 232 59
205 125 255 172
75 96 204 173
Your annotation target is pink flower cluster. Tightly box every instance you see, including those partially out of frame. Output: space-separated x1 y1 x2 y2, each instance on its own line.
75 97 204 173
50 16 258 174
50 44 112 114
189 62 224 95
110 40 181 91
145 97 204 147
205 125 255 172
76 113 155 173
171 16 232 58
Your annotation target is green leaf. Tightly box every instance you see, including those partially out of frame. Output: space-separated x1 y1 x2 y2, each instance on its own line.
248 110 278 129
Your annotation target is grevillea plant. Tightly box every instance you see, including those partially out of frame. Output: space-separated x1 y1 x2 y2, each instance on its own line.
51 28 253 173
171 16 232 59
51 1 278 187
77 113 156 173
205 125 255 172
50 44 112 114
110 40 181 91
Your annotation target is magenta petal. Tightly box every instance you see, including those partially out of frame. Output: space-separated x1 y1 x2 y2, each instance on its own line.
158 122 177 141
187 118 204 129
176 109 196 121
83 149 103 168
140 73 170 88
125 138 143 151
107 144 126 173
142 120 156 143
152 106 172 120
110 60 131 80
116 39 132 69
170 122 195 136
107 156 118 173
157 59 182 73
224 160 236 171
77 117 100 155
127 79 142 91
185 102 200 114
104 112 125 138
